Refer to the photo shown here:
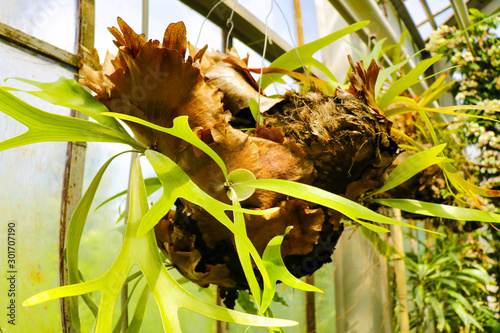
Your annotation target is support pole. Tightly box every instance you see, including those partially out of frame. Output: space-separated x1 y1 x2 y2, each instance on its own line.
391 208 410 333
59 1 94 332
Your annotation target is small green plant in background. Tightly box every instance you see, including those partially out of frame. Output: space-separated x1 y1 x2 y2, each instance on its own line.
427 9 500 207
425 8 500 316
405 232 500 333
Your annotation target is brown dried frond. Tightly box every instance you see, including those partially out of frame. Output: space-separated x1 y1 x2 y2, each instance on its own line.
81 19 401 298
347 55 381 114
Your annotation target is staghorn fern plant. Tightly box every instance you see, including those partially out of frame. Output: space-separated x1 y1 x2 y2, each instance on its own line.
1 18 500 332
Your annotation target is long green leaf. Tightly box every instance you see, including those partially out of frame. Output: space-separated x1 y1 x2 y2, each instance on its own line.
385 105 500 121
77 270 99 317
235 179 442 235
375 59 409 97
66 151 132 284
142 150 276 288
95 177 162 211
378 55 442 110
260 227 322 313
126 285 150 333
65 150 132 331
260 21 370 89
363 38 387 68
24 157 297 332
444 162 500 198
0 88 144 151
372 198 500 223
5 76 131 137
450 302 474 331
446 290 473 312
103 113 228 178
429 296 446 330
112 276 144 333
231 194 263 310
370 144 453 195
461 267 492 285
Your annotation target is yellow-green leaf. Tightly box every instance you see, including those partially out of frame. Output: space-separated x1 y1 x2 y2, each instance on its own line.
372 198 500 222
0 88 144 151
260 21 370 89
378 55 442 110
5 76 131 137
260 227 322 313
103 113 228 178
371 144 453 195
236 179 442 235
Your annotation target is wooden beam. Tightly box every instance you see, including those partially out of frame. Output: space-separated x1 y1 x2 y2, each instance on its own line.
0 22 78 68
58 1 94 332
444 0 497 27
419 0 438 29
179 0 292 61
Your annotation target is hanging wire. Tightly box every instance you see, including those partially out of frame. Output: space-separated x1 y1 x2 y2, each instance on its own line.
194 0 224 49
256 0 275 126
225 0 240 51
272 0 311 86
196 0 311 124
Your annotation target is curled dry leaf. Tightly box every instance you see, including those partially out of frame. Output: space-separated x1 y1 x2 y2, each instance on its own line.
195 46 284 115
80 18 400 305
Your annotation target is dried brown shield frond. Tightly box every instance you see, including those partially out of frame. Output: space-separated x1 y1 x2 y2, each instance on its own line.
81 18 400 304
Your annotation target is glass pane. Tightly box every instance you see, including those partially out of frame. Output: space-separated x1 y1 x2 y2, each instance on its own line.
233 38 297 96
301 0 320 45
235 0 297 47
427 0 450 16
434 7 454 27
76 142 133 331
0 40 74 332
0 0 79 53
418 21 433 40
95 0 143 58
150 0 222 51
404 0 427 25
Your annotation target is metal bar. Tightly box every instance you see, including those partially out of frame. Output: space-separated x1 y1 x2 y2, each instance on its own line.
179 0 292 61
416 5 452 27
143 0 149 38
388 0 427 51
450 0 470 30
419 0 438 29
450 0 477 56
0 22 78 68
58 1 94 332
481 0 500 15
293 0 304 46
328 0 400 45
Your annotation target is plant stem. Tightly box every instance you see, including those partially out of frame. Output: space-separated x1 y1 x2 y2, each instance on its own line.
216 287 229 333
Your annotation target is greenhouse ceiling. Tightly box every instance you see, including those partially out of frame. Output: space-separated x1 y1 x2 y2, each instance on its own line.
179 0 500 60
